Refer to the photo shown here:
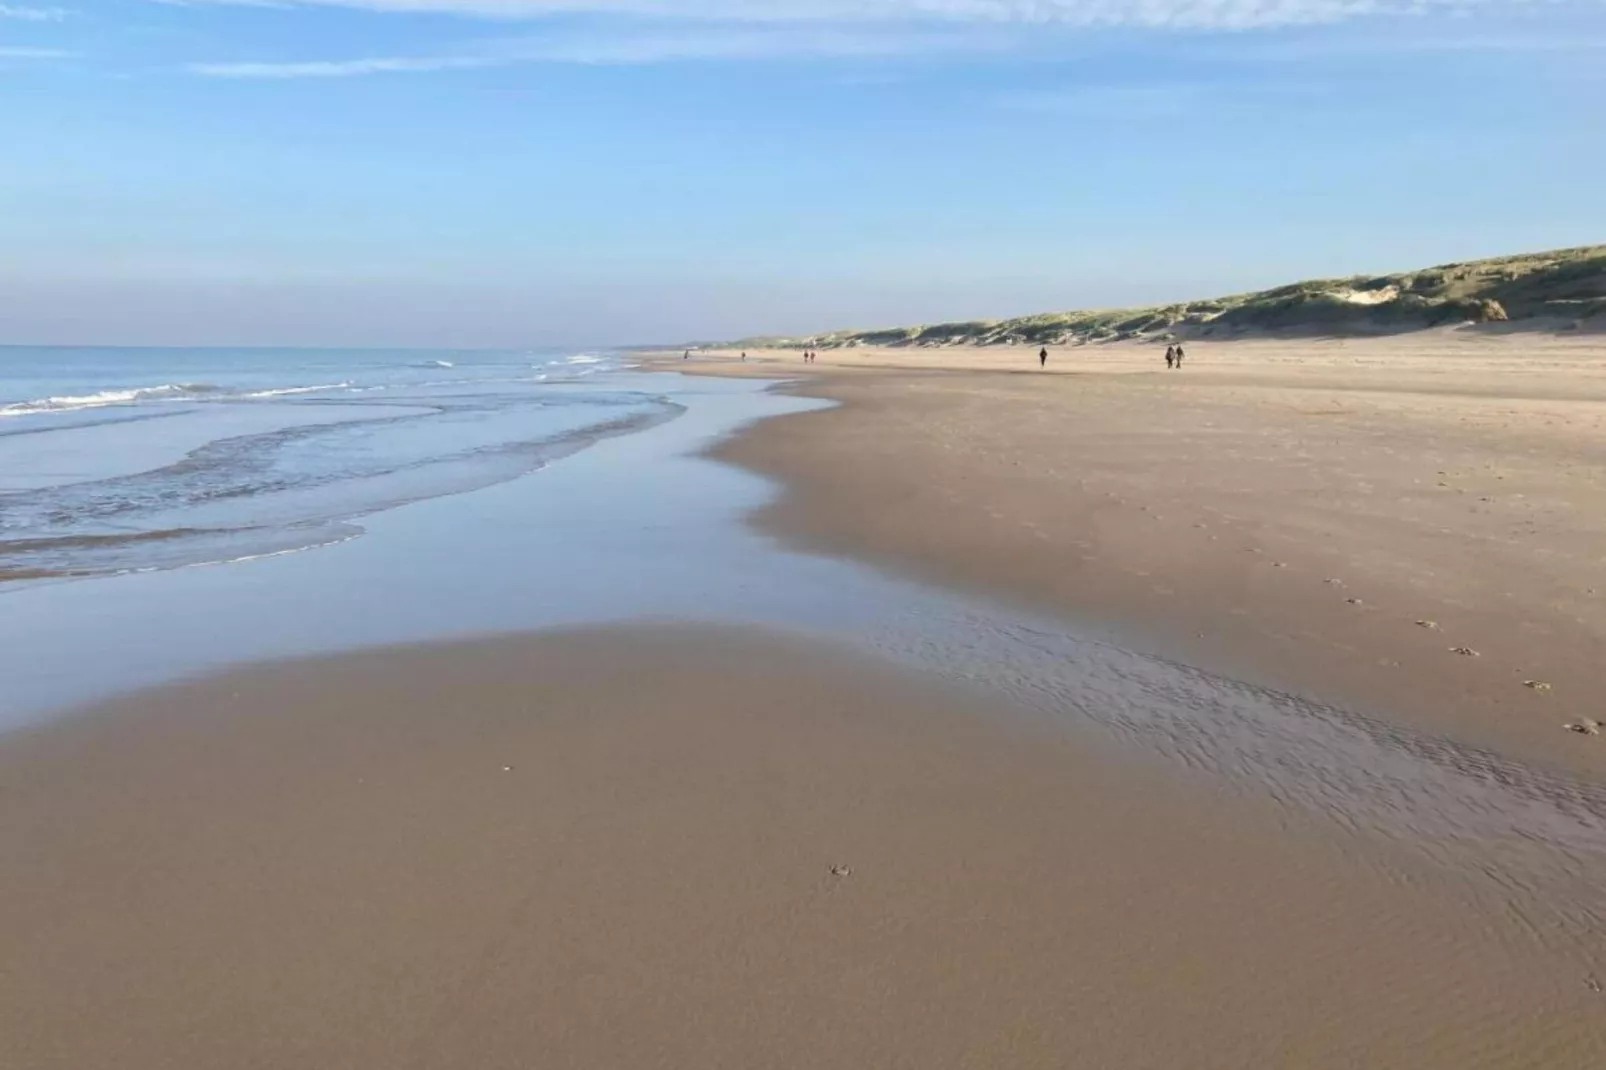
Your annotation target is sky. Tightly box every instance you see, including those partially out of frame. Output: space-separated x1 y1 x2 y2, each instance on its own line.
2 0 1604 347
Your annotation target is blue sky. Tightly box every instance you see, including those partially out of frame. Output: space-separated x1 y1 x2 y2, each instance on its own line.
2 0 1604 346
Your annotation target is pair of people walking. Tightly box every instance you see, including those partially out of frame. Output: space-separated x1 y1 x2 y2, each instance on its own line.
1165 343 1187 369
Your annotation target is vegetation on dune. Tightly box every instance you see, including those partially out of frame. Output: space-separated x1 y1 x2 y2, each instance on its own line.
732 244 1606 350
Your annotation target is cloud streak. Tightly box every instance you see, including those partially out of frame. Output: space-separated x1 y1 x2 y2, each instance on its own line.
0 3 68 19
179 0 1600 79
192 55 500 77
164 0 1579 29
188 20 995 76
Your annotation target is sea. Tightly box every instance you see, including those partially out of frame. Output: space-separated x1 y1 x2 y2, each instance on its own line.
0 346 666 580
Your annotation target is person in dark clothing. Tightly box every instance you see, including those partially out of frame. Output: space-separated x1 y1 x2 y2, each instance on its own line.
1039 347 1048 368
1174 343 1186 368
1165 345 1175 369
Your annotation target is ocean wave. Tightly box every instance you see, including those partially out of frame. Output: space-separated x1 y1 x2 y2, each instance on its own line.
0 383 222 417
561 354 605 366
238 382 353 399
0 393 684 582
0 380 363 417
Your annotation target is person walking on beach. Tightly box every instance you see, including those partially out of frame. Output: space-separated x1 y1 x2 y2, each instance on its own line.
1039 347 1048 368
1174 343 1186 369
740 351 747 362
1165 345 1175 369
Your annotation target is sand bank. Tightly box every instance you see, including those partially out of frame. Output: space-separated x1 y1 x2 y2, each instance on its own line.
685 331 1606 773
4 625 1603 1068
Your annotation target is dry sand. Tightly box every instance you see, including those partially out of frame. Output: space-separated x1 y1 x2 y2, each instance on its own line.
689 330 1606 773
4 624 1604 1069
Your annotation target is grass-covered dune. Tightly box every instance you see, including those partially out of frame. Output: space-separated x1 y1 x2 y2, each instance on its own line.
733 244 1606 350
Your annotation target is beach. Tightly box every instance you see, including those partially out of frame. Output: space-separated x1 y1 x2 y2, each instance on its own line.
6 334 1606 1066
5 625 1604 1068
700 331 1606 773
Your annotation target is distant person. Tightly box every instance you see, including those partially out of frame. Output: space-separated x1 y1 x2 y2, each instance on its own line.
1174 343 1186 369
1165 345 1175 369
683 349 690 361
1039 347 1048 368
741 351 747 362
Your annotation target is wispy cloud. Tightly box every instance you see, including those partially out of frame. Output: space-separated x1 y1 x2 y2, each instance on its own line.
162 0 1576 31
0 3 68 19
179 0 1601 79
192 55 500 77
188 20 991 76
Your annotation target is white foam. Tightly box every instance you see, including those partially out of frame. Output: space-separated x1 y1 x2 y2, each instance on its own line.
238 382 352 399
0 383 218 417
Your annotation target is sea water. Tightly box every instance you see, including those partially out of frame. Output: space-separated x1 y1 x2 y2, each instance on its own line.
0 346 670 579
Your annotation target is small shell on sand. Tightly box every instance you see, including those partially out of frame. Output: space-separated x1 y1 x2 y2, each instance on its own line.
830 864 853 877
1523 681 1552 692
1346 597 1364 605
1564 720 1601 736
1449 647 1480 657
1416 620 1440 630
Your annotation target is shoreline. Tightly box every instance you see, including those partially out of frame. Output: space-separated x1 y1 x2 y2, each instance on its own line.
6 624 1603 1067
661 333 1606 775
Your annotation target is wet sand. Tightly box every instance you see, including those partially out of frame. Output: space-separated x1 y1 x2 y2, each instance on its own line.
4 624 1603 1068
691 331 1606 774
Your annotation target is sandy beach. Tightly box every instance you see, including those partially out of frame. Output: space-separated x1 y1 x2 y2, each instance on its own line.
7 331 1606 1067
5 624 1604 1068
693 330 1606 774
